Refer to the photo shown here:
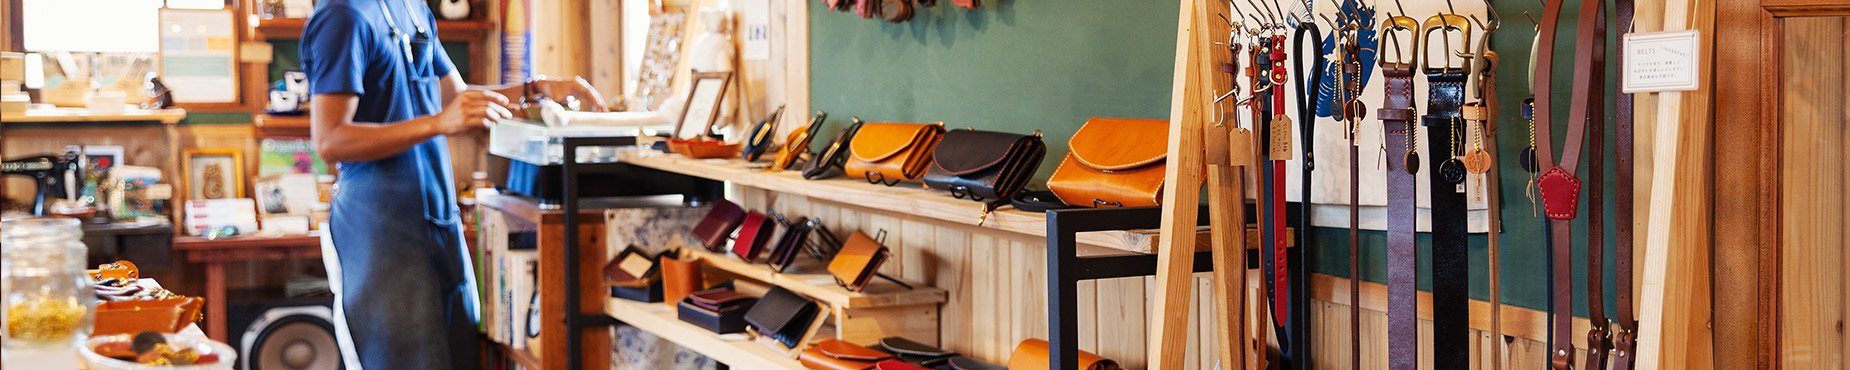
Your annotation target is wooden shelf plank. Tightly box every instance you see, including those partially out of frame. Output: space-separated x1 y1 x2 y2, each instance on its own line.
254 18 493 41
492 342 543 370
605 298 805 370
253 113 311 137
0 108 186 124
683 247 946 309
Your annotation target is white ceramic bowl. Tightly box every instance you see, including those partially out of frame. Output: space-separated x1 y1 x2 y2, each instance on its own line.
80 333 237 370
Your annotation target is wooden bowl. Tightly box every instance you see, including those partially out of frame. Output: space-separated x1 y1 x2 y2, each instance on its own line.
93 297 205 336
668 139 742 159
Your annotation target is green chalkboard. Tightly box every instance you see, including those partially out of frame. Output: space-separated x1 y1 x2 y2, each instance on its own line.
809 0 1626 319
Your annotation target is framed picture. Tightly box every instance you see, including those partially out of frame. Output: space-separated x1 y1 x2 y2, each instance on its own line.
674 71 733 140
183 149 246 201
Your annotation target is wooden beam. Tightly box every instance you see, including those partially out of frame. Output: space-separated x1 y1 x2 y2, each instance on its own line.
1148 0 1209 368
1636 0 1717 366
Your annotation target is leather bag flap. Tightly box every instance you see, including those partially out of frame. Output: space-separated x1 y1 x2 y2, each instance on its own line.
931 129 1036 176
1067 118 1170 171
817 339 893 361
851 123 938 163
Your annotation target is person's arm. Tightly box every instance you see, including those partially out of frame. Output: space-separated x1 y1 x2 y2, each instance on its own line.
442 73 610 112
311 90 512 163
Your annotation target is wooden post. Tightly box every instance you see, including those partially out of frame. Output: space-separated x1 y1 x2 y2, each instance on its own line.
1147 0 1209 368
1635 0 1716 367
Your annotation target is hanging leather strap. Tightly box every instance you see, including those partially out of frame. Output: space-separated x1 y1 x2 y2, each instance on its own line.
1336 31 1366 370
1260 34 1294 359
1291 24 1324 368
1536 0 1607 367
1379 57 1419 370
1471 40 1505 370
1425 69 1471 370
1612 0 1639 367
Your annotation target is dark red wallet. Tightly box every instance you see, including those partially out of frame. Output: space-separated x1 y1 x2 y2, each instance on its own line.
733 211 777 262
690 200 746 251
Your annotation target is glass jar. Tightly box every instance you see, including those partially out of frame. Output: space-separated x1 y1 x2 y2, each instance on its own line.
1 217 95 349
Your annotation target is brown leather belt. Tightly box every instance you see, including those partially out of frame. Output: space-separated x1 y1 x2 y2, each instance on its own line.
1377 15 1420 369
1337 26 1366 370
1612 0 1639 366
1470 33 1504 370
1535 0 1607 367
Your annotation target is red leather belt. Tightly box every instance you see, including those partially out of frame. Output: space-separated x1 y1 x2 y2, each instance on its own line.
1534 0 1607 366
1259 34 1292 355
1377 15 1420 370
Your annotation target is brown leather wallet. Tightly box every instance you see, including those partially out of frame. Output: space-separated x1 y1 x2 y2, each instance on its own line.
800 339 893 370
1005 339 1119 370
604 245 659 287
846 122 944 185
922 129 1046 202
660 254 704 305
1044 117 1171 208
828 231 891 293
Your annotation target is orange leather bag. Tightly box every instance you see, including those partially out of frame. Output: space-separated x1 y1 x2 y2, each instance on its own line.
1005 339 1120 370
800 339 894 370
1045 117 1171 208
845 122 944 185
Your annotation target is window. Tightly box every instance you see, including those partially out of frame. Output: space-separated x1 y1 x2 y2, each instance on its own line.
21 0 226 52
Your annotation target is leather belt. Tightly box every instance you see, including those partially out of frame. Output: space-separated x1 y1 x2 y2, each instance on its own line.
1612 0 1639 367
1335 25 1367 370
1425 70 1472 370
1291 23 1323 369
1260 33 1294 361
1468 27 1504 370
1535 0 1607 366
1377 15 1420 370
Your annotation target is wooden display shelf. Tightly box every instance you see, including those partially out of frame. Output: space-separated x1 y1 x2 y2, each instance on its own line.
0 108 186 124
253 113 311 137
254 18 493 41
492 342 543 370
684 247 947 309
605 298 806 370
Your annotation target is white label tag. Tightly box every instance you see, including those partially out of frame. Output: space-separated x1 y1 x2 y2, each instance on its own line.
1622 30 1702 93
1456 183 1466 193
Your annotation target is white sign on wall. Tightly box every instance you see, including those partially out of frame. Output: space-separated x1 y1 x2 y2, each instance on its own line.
1622 30 1702 93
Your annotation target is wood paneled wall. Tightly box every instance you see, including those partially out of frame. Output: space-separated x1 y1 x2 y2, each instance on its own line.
1777 15 1849 370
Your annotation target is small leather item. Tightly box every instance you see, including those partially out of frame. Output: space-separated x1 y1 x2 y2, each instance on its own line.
768 216 814 273
743 105 787 162
874 360 930 370
604 245 659 287
733 211 777 262
1045 117 1170 208
660 255 704 305
1004 339 1119 370
1377 16 1421 370
1537 167 1582 220
847 122 945 185
947 357 1007 370
829 231 892 292
677 295 754 334
689 288 753 312
801 339 894 370
777 111 829 170
879 337 953 357
690 200 747 251
951 0 978 10
745 286 821 348
855 0 877 19
923 129 1047 201
880 0 913 23
806 120 865 180
1009 191 1072 213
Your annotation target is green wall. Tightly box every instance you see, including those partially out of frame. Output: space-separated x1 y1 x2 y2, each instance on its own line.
809 0 1631 319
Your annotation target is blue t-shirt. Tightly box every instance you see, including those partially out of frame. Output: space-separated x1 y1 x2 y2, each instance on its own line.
301 0 462 225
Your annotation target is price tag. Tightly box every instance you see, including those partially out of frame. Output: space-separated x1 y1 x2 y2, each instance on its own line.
1622 30 1702 93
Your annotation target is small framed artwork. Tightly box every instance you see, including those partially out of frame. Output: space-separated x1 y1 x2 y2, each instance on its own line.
183 149 246 201
675 71 734 140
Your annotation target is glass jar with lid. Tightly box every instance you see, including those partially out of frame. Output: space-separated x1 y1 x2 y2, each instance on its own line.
1 217 95 349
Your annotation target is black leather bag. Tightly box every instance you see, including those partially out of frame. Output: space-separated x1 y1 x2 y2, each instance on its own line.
921 129 1046 201
803 119 865 180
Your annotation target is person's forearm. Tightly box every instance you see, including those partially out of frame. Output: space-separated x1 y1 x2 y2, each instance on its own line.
313 115 438 163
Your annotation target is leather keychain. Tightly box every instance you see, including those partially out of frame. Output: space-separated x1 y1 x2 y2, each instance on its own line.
1420 13 1473 370
1376 13 1421 370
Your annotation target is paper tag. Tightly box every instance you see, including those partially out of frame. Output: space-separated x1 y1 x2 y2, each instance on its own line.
1269 115 1293 160
1229 128 1255 166
1622 30 1701 93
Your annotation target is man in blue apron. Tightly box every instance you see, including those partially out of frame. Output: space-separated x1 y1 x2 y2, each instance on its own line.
301 0 605 368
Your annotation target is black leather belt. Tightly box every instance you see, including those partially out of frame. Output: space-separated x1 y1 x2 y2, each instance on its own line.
1421 16 1472 370
1291 22 1323 369
1612 0 1639 367
1377 15 1420 370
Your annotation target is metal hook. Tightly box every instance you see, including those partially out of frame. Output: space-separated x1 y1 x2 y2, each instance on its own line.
1443 0 1459 19
1389 0 1409 26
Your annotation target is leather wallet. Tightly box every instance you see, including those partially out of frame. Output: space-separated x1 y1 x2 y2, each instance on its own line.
847 122 944 185
923 129 1046 201
690 200 746 251
879 337 954 366
659 254 704 305
805 119 865 180
676 295 755 334
742 105 787 162
733 211 777 262
874 360 929 370
768 216 814 273
604 245 659 287
688 288 754 312
800 339 893 370
776 111 829 170
1045 117 1171 208
829 231 891 293
744 286 821 348
1005 339 1119 370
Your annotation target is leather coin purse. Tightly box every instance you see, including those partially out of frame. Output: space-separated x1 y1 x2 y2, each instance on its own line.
776 111 829 170
828 231 892 293
1045 117 1172 208
1006 339 1120 370
732 211 777 262
603 245 659 287
846 122 944 185
800 339 893 370
742 104 787 162
767 215 813 273
744 286 823 349
922 129 1046 201
690 200 746 252
804 119 865 180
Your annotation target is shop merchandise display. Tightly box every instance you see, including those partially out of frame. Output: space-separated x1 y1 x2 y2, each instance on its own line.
845 122 945 186
827 231 893 293
1044 117 1172 208
732 211 778 262
743 104 790 162
921 129 1047 202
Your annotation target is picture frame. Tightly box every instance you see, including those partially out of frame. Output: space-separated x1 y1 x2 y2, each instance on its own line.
674 71 734 140
183 149 246 201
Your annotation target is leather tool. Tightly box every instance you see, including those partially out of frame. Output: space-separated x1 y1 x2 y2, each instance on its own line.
1534 0 1607 366
1421 12 1472 370
1291 17 1326 369
1611 0 1639 367
1376 13 1421 370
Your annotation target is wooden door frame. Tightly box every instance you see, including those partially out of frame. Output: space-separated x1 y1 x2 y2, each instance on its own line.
1715 0 1850 368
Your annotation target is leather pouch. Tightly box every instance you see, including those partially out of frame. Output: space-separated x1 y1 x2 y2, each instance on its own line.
733 211 776 262
744 286 822 348
922 129 1046 201
846 122 944 185
828 231 891 293
800 339 894 370
743 105 787 162
689 288 754 312
660 254 704 305
879 337 955 366
805 120 865 180
1045 118 1171 208
776 111 829 170
676 295 755 334
947 357 1008 370
690 200 746 251
768 216 814 273
1005 339 1119 370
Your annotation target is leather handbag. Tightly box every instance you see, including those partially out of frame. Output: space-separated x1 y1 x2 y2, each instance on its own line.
828 231 891 293
659 253 704 305
603 245 659 287
846 122 944 185
800 339 893 370
1045 117 1171 208
776 111 829 170
767 215 814 273
922 129 1046 201
733 211 776 262
1005 339 1119 370
742 104 787 162
744 286 822 348
689 200 746 251
805 119 865 180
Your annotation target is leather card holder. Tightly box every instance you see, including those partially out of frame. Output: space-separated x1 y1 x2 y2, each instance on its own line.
690 200 747 251
828 231 891 293
744 286 819 343
604 245 659 287
733 211 777 262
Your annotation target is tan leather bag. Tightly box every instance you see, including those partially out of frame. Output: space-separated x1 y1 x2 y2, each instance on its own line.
1005 339 1119 370
1045 117 1171 208
846 122 944 185
800 339 893 370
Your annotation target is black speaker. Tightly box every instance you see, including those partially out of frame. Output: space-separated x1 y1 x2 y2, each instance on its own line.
226 296 346 370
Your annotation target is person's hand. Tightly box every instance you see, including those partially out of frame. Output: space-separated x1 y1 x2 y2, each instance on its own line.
434 90 513 136
528 76 610 112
